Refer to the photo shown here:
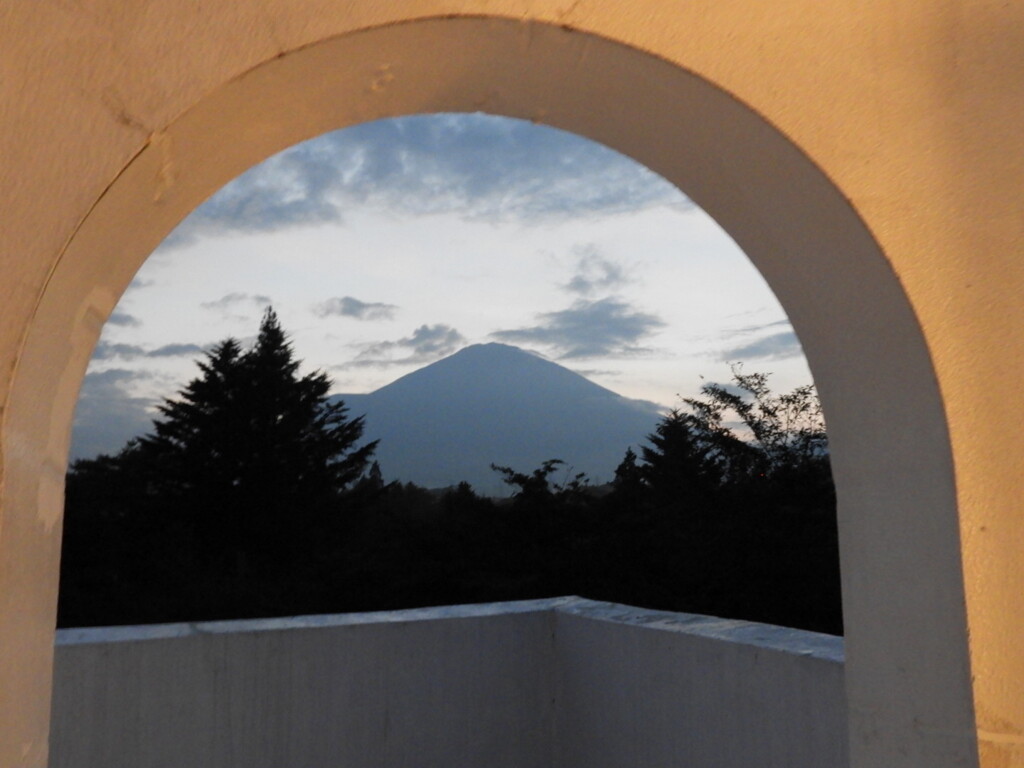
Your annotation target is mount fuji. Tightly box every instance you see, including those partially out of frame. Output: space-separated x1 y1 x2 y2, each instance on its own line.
332 343 666 495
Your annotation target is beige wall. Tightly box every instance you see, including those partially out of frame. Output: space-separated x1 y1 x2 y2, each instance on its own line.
2 3 1022 766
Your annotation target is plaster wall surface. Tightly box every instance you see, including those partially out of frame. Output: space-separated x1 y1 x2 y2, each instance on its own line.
49 599 846 768
2 2 1023 766
553 601 848 768
50 601 559 768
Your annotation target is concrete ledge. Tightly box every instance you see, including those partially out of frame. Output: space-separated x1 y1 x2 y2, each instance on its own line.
55 595 575 645
553 598 844 662
51 598 846 767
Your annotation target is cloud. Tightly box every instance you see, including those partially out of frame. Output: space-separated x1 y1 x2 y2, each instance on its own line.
725 318 791 336
564 245 629 296
717 320 803 362
91 340 206 361
70 370 157 459
720 331 803 362
348 324 466 367
568 367 622 379
148 343 206 358
314 296 398 321
200 292 273 312
91 341 147 361
163 113 689 245
107 311 141 327
491 297 665 359
126 276 153 291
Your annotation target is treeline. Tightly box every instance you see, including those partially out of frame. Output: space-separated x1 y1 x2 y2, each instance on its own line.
59 310 841 634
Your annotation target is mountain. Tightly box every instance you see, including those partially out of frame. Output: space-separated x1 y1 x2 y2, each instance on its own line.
331 343 665 495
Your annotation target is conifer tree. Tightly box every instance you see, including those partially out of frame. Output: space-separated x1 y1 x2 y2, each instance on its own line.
67 308 377 582
638 409 724 509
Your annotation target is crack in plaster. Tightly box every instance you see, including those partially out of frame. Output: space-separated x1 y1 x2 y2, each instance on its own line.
101 87 150 133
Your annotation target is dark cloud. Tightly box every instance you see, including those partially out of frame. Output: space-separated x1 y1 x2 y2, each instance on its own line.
725 318 791 336
127 276 153 291
91 340 206 361
164 114 688 245
349 324 466 367
91 341 147 361
107 311 141 327
148 343 206 358
564 245 629 296
568 367 622 379
200 292 273 312
720 331 803 362
70 370 157 459
314 296 398 321
491 298 665 359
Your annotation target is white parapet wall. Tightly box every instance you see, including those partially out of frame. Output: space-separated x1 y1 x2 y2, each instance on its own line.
553 601 848 768
50 598 846 768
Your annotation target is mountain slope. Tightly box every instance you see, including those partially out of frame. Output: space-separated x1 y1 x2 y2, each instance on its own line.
332 343 664 495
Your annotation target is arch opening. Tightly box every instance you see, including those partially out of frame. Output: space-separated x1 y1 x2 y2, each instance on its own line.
59 112 840 635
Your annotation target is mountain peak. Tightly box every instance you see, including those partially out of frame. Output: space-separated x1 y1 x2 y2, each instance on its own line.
449 342 544 360
455 341 530 354
375 343 616 401
333 343 664 494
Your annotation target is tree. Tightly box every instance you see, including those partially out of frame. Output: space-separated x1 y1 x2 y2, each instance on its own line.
141 310 375 518
638 408 728 509
684 368 826 474
610 448 644 500
625 367 832 513
680 368 832 510
64 308 378 601
490 459 589 511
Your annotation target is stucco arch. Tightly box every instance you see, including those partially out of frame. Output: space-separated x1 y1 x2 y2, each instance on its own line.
3 5 1023 767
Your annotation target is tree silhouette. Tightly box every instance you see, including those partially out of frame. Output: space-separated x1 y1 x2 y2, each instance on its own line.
680 368 832 510
61 347 841 635
60 308 377 623
136 308 377 573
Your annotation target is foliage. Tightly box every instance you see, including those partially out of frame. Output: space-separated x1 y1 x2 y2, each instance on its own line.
637 408 725 508
637 367 833 513
60 353 841 636
490 459 590 510
138 310 377 509
60 308 377 624
684 367 827 476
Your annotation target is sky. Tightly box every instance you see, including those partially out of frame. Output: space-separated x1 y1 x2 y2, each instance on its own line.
72 113 813 460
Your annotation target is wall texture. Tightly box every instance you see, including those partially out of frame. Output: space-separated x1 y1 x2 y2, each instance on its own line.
553 602 847 768
51 601 559 768
3 3 1023 766
50 599 847 768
